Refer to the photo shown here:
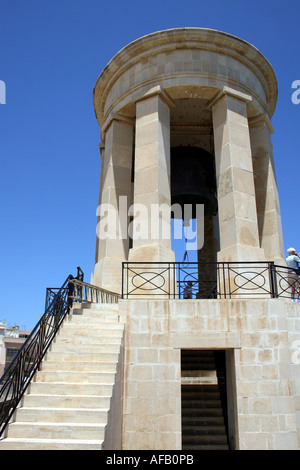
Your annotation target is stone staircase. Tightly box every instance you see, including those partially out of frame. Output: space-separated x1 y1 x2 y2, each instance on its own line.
0 303 124 450
181 350 229 450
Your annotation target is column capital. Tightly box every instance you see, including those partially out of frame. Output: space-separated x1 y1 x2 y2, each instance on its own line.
208 86 252 109
248 113 274 134
135 85 175 109
101 112 135 140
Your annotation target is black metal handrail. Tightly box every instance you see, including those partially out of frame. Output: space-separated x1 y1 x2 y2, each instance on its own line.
0 274 71 437
122 261 297 300
0 271 121 438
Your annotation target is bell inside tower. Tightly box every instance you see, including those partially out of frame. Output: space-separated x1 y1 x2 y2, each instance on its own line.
171 145 218 220
170 98 220 298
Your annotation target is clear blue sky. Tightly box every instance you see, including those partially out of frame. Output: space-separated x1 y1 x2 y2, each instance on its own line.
0 0 299 329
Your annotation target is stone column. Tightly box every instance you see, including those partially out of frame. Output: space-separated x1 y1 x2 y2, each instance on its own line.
249 114 285 263
210 87 265 262
128 86 175 263
92 115 134 293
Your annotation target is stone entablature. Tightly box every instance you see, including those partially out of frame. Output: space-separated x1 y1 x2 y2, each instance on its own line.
93 28 277 136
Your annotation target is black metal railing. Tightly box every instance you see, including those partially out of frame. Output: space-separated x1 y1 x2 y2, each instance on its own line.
0 270 120 438
122 261 296 300
0 274 71 437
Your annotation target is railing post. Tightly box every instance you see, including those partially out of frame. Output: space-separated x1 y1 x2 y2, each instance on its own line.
173 262 176 300
269 262 278 298
126 263 128 300
121 262 124 299
168 263 170 299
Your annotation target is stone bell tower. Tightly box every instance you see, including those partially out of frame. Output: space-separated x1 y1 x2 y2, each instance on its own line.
91 29 300 450
92 27 284 293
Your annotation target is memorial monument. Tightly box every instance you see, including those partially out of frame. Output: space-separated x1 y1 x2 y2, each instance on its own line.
91 28 300 450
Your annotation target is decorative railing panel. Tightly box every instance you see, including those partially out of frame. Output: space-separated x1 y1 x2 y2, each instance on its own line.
122 261 295 300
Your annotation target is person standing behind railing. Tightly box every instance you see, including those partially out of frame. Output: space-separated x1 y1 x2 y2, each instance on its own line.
183 281 193 299
286 247 300 301
67 275 75 311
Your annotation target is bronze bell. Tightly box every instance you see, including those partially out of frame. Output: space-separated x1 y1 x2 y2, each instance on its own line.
171 146 218 221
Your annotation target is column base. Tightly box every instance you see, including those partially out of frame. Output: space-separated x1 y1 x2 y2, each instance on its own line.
217 244 265 263
92 258 123 295
128 244 175 263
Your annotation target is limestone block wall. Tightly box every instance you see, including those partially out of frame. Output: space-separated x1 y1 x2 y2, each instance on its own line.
118 299 300 450
287 302 300 446
120 300 181 449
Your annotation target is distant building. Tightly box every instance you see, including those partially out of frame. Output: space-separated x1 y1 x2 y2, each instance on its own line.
0 325 31 378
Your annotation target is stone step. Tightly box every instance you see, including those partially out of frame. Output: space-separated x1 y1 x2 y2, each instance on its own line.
41 360 117 372
181 370 217 377
57 322 123 334
0 438 104 450
182 386 220 396
70 315 120 323
182 425 226 435
45 351 120 362
6 421 106 440
181 389 220 400
182 434 228 445
49 343 121 353
56 329 123 338
181 362 216 370
35 370 116 384
54 337 123 346
182 444 229 451
15 406 109 423
181 399 222 408
71 304 119 316
68 318 122 326
182 416 224 426
53 334 123 345
29 382 113 396
22 394 111 409
182 407 223 417
60 321 124 331
181 377 218 385
73 303 119 311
